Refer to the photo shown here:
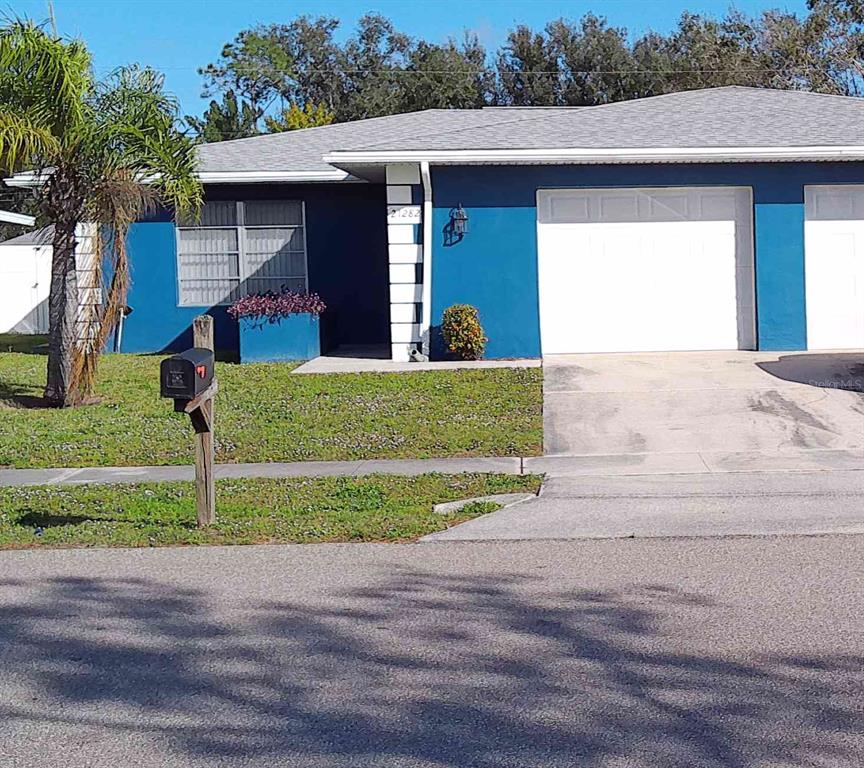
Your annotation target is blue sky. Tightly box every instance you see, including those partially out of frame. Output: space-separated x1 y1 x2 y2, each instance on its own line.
12 0 809 118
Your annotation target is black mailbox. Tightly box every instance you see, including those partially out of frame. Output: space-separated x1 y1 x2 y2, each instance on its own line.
160 348 215 401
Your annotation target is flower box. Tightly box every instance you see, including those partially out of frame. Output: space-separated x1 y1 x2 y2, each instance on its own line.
238 313 321 363
229 289 326 364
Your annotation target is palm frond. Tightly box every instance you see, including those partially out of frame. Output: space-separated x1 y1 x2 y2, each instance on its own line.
0 110 60 171
94 65 203 216
72 171 156 395
0 20 92 133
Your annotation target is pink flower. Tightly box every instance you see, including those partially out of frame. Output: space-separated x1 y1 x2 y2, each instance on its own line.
228 288 326 324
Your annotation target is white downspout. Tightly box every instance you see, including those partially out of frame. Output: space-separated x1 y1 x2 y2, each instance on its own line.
419 160 433 357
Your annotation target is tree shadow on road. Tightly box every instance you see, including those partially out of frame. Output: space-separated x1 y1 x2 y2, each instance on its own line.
0 571 861 766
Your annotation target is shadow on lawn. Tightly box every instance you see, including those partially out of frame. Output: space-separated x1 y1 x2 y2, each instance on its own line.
16 511 121 529
0 379 52 409
0 571 861 766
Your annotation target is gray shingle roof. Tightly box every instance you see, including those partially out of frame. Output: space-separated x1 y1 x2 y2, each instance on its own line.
196 87 864 174
196 109 561 173
349 87 864 151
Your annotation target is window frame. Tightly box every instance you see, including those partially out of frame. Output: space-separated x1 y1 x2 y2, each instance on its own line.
174 199 309 307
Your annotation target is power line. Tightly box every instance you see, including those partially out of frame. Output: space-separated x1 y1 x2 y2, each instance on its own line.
98 66 860 75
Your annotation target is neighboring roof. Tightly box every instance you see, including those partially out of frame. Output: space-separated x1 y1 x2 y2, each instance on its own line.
0 225 53 246
0 209 35 226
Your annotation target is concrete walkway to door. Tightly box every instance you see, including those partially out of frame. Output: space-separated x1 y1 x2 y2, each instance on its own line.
542 351 864 472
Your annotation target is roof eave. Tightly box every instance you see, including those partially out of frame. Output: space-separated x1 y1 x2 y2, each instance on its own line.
198 170 362 183
4 169 362 188
323 146 864 165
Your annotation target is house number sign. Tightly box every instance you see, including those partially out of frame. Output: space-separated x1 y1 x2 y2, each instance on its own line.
387 205 422 224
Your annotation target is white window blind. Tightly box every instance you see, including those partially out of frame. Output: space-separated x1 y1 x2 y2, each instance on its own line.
176 200 307 306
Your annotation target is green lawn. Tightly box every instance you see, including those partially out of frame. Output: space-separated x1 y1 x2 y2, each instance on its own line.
0 473 540 548
0 353 542 468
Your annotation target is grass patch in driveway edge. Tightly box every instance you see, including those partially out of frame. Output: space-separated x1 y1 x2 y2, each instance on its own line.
0 473 541 549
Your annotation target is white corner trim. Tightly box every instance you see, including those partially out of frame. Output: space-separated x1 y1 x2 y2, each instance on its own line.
0 209 36 226
324 145 864 165
419 160 433 355
386 163 421 185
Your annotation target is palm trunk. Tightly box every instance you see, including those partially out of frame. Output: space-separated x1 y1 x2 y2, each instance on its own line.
44 220 80 407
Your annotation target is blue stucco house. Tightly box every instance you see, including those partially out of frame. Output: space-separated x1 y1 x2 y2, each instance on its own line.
72 87 864 360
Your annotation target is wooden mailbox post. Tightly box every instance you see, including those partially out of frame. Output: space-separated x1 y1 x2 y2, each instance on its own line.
190 315 217 527
159 315 218 528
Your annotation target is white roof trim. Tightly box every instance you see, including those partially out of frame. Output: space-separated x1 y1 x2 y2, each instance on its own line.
4 171 48 188
324 145 864 164
5 169 358 188
0 209 35 225
198 170 358 183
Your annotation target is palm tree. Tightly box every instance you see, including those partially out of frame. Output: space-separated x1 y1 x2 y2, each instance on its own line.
0 21 202 406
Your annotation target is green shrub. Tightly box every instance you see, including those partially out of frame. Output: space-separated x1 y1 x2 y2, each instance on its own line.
441 304 487 360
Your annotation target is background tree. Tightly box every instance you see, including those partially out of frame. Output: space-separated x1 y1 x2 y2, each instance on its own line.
194 6 864 128
264 101 334 132
186 89 260 141
400 35 494 111
0 21 202 407
200 17 345 118
338 14 410 119
495 25 561 106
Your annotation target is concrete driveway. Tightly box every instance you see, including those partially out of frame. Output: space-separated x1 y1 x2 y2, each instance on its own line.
543 351 864 467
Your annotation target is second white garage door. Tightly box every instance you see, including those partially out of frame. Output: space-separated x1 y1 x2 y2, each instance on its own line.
805 185 864 350
536 187 755 354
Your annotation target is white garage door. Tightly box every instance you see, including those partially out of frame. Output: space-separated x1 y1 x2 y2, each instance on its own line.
536 187 755 354
805 185 864 350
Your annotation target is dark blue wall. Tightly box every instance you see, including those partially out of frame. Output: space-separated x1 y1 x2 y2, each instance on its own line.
121 183 390 355
431 162 864 357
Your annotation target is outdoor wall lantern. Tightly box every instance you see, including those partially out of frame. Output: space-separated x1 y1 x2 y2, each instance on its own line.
449 204 469 236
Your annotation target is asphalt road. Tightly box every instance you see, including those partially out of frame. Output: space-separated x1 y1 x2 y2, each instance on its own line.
1 536 863 767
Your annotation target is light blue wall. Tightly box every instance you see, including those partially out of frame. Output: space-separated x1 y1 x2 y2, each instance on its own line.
753 201 806 350
122 212 237 354
431 163 864 358
431 202 540 359
120 183 390 356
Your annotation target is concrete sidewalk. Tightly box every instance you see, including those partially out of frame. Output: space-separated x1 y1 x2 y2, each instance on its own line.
0 457 523 487
0 448 862 487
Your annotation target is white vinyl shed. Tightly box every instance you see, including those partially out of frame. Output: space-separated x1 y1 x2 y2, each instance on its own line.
0 228 52 333
0 225 98 335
